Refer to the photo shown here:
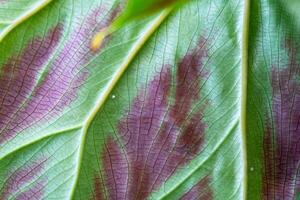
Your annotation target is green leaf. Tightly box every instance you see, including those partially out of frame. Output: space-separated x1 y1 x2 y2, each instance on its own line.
111 0 186 27
91 0 185 51
280 0 300 25
0 0 300 199
0 0 52 40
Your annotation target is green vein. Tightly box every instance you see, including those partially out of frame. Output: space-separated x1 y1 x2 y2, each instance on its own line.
0 125 83 160
241 0 250 199
69 7 173 199
0 0 53 42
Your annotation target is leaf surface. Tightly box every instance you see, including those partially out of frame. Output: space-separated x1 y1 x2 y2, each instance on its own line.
0 0 299 200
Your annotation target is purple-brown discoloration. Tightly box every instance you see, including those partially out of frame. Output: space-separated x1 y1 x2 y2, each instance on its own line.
93 175 105 200
0 6 120 145
170 38 208 125
94 38 210 199
263 41 300 199
102 138 128 200
0 24 63 144
0 158 47 200
180 176 212 200
15 179 45 200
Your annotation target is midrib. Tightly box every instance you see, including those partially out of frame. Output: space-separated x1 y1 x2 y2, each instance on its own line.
241 0 250 199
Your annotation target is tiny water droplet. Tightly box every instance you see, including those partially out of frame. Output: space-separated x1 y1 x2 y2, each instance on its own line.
112 95 116 99
250 167 254 171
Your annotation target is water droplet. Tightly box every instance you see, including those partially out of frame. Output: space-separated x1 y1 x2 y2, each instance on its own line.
250 167 254 171
112 95 116 99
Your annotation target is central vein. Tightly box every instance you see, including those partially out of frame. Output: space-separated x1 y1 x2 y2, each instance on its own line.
241 0 250 199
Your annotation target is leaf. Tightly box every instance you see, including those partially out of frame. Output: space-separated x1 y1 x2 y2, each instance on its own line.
0 0 300 200
0 0 52 40
247 1 300 199
280 0 300 25
91 0 185 51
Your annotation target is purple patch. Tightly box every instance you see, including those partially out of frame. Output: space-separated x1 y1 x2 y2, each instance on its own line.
92 175 105 200
15 179 45 200
0 158 47 200
0 6 120 145
102 138 128 200
170 38 208 125
263 40 300 199
179 176 212 200
94 38 210 199
0 24 63 144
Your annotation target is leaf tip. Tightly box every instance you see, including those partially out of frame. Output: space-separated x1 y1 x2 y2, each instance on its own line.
91 29 108 51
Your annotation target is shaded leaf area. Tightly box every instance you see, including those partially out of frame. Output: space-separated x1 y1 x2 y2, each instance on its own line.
125 0 182 17
0 158 47 200
92 38 212 200
263 40 300 199
0 5 119 145
93 0 183 46
279 0 300 26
